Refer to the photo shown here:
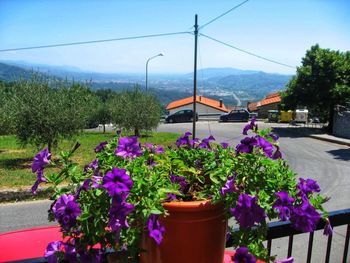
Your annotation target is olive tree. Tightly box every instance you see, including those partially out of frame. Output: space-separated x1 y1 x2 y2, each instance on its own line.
110 87 161 136
0 81 16 135
8 75 96 150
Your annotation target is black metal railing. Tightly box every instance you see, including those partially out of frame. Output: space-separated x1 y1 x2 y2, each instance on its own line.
228 208 350 263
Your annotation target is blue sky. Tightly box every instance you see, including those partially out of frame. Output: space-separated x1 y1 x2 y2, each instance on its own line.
0 0 349 74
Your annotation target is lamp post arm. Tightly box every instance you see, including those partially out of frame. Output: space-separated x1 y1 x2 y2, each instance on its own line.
145 54 163 92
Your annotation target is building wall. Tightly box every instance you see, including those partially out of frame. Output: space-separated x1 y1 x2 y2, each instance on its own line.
169 103 227 115
258 103 279 118
333 110 350 139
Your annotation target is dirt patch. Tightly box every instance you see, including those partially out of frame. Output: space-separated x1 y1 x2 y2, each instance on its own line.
0 149 27 154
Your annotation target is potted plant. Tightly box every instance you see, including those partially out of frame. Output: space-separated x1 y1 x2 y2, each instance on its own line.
31 119 332 263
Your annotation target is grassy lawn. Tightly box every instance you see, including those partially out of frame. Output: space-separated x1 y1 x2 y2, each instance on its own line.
0 131 180 189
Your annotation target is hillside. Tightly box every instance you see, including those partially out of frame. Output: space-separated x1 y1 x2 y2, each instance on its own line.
0 63 33 81
0 61 293 106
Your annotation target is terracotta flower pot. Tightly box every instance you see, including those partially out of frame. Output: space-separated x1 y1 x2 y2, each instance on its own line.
140 200 227 263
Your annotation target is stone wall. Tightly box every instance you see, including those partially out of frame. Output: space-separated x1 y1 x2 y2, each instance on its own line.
333 110 350 139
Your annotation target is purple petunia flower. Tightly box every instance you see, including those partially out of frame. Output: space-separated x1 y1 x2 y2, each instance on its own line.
155 146 164 154
272 146 283 160
175 132 198 148
230 194 266 228
52 194 81 230
31 148 51 194
220 142 229 149
233 247 256 263
275 257 294 263
83 159 99 173
290 198 321 232
144 143 153 151
147 157 157 167
92 172 103 189
103 168 133 197
267 133 279 142
32 148 51 173
108 196 134 241
170 174 187 193
236 137 257 154
63 242 77 262
323 219 333 236
243 117 257 135
194 159 203 170
80 249 105 263
296 178 321 196
71 142 81 153
166 193 177 201
115 136 142 159
273 191 295 221
176 132 192 147
31 170 47 194
75 179 92 199
253 136 274 158
196 135 215 150
90 159 99 170
147 214 166 245
44 241 62 263
220 175 239 196
94 141 108 153
144 143 164 155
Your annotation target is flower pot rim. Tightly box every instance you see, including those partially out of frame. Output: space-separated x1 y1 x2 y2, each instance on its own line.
162 199 222 211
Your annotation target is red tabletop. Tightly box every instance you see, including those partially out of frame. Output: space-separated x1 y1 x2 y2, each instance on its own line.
0 226 264 262
0 226 62 262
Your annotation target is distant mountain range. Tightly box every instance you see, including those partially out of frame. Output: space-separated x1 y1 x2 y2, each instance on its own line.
0 61 293 106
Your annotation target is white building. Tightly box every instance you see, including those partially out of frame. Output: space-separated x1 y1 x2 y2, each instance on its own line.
166 95 229 115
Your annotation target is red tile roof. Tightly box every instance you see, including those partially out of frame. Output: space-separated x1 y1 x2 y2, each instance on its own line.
265 92 280 99
259 93 281 106
166 96 229 112
247 102 258 112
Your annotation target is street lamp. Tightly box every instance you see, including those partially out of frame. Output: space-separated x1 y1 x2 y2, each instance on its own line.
145 53 164 92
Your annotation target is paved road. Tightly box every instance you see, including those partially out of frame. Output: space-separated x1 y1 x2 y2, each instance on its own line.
1 121 349 261
0 200 55 233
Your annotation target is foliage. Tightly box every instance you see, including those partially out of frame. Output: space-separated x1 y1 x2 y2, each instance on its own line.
4 75 96 150
282 44 350 126
32 120 331 262
0 81 16 135
110 86 161 136
87 100 113 131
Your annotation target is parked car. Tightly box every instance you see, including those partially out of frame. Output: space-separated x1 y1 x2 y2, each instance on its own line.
165 109 198 123
219 109 251 122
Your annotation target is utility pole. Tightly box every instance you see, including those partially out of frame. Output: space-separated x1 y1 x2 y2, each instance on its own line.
192 14 198 139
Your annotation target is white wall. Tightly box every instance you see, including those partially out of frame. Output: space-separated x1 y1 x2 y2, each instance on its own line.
169 103 227 115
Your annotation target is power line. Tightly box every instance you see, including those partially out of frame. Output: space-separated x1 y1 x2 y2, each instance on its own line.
0 31 192 52
199 0 250 30
200 33 295 69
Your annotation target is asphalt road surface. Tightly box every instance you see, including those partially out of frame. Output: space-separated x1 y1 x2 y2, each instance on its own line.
1 121 349 262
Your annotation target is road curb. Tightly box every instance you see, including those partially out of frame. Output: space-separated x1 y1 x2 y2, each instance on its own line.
283 127 350 147
308 134 350 147
0 187 53 203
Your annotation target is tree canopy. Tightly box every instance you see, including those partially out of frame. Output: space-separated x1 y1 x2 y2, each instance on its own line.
282 44 350 130
110 87 161 136
5 75 96 150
